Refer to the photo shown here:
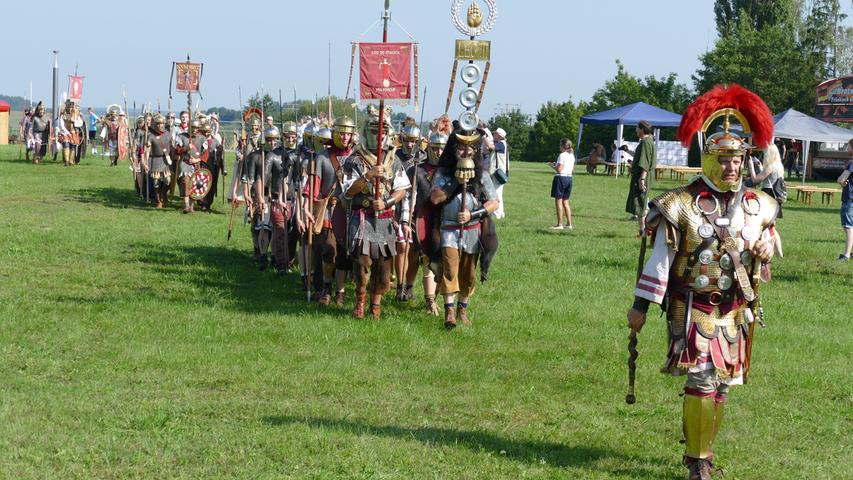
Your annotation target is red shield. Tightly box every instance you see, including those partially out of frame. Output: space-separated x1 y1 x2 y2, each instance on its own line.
117 122 129 161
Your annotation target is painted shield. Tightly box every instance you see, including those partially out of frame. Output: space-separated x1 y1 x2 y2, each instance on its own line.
117 122 129 161
189 167 213 200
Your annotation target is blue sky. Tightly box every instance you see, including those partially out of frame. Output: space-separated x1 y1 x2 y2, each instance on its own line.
3 1 848 120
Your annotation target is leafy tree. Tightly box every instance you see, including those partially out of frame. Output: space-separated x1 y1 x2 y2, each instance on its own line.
801 0 848 78
488 109 532 161
527 100 585 163
694 17 816 113
714 0 800 36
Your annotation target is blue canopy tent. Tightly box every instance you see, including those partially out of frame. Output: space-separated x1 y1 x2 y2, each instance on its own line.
577 102 682 176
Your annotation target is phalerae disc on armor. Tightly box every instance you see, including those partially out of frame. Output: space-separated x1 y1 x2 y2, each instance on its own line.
699 249 714 265
694 275 710 288
741 226 756 241
698 223 714 239
740 251 752 265
717 275 733 290
719 253 734 270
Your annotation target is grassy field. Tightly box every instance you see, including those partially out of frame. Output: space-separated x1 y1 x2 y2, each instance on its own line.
0 145 850 479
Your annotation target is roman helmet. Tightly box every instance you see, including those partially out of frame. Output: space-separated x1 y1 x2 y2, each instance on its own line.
264 126 281 150
152 113 166 133
314 126 332 152
281 121 298 149
165 112 176 127
676 84 774 192
427 132 448 163
302 123 317 152
34 101 45 116
199 120 212 135
136 116 146 128
332 116 357 149
399 125 422 156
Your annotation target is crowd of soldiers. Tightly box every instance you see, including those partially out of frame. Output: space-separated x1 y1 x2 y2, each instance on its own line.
128 110 225 212
230 107 500 327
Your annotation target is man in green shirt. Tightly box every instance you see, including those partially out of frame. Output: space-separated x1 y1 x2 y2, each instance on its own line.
625 120 656 236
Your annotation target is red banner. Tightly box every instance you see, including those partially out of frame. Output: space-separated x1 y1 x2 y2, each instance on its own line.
359 43 412 101
68 75 84 101
175 62 202 92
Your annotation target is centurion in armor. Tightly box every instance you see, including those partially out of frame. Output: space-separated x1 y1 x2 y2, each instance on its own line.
626 84 782 480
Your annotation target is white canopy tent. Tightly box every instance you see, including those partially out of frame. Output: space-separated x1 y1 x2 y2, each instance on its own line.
772 109 852 183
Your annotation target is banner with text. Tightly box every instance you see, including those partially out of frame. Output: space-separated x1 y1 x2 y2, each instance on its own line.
359 43 412 101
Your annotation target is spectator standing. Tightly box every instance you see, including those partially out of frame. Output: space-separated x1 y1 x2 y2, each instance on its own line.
625 120 657 236
87 107 99 155
490 127 509 219
548 138 575 230
786 139 802 178
837 138 853 261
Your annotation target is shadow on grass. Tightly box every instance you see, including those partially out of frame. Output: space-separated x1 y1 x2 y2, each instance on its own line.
65 186 156 211
262 415 662 476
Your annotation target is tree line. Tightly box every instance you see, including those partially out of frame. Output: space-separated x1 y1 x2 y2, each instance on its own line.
491 0 852 162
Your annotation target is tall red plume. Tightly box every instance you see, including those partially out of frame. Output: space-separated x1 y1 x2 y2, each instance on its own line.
676 84 774 149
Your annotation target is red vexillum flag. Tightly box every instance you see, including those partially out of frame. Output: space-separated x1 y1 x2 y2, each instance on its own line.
68 75 84 101
359 43 412 101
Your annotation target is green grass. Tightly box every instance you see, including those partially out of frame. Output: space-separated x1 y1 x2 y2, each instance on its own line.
0 145 850 479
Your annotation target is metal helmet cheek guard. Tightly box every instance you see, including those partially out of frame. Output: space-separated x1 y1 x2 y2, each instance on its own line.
314 127 332 152
332 116 356 149
427 132 448 163
677 84 774 192
400 125 421 156
281 121 298 149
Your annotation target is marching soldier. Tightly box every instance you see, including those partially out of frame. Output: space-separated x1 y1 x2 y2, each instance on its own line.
269 121 300 275
400 129 448 316
341 118 411 319
143 113 174 209
429 128 500 328
29 102 50 164
242 125 278 269
626 84 781 480
393 125 427 301
174 119 204 213
132 115 148 199
57 100 82 167
196 119 222 212
101 105 123 166
303 119 355 306
294 123 317 290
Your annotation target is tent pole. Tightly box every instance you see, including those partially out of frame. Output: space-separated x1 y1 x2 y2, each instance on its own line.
615 124 624 178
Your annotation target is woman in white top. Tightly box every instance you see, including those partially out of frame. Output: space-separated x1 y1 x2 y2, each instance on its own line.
548 138 575 230
748 142 785 218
